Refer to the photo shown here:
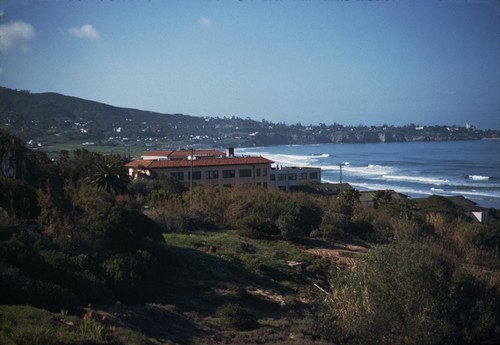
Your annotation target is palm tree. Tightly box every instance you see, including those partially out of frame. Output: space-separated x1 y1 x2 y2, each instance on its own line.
337 188 361 216
84 155 130 195
339 188 361 203
373 190 393 209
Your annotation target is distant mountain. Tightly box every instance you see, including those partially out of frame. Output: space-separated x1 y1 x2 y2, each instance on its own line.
0 86 205 145
1 86 498 150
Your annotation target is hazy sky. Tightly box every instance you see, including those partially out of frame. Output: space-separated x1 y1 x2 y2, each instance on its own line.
1 0 499 129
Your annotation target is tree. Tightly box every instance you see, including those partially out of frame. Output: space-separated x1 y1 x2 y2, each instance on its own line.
373 190 392 209
335 188 361 216
84 155 130 195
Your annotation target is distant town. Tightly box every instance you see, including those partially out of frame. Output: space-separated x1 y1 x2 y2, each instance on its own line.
1 86 499 151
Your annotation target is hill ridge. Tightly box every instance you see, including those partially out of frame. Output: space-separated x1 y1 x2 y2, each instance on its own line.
1 86 498 149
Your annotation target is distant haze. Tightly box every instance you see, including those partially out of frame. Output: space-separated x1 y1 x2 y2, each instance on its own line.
0 0 499 129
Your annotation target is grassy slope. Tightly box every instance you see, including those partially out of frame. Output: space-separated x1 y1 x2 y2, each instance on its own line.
1 229 351 345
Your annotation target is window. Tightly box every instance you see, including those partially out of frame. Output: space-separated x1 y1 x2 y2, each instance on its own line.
223 169 235 178
270 174 276 181
289 173 297 180
256 168 261 177
299 172 308 180
309 172 318 179
263 168 268 176
170 172 184 181
263 182 268 188
188 171 201 180
239 169 252 177
278 174 286 181
205 170 219 179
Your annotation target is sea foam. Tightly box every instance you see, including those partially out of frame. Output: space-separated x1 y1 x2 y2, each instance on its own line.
382 175 449 185
469 175 490 181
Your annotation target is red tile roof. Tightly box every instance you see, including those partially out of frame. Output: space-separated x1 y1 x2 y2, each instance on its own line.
126 156 273 169
125 160 154 168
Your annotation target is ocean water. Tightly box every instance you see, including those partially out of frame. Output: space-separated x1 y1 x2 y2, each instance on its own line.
236 140 500 209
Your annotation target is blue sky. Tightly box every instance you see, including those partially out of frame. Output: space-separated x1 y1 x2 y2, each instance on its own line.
0 0 499 129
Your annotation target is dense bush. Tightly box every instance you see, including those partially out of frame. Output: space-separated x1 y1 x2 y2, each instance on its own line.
318 211 350 239
1 263 78 310
0 139 170 306
102 250 161 303
474 219 500 252
0 178 39 219
324 241 500 345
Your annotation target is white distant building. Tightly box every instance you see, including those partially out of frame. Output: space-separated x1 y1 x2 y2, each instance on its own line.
270 166 321 191
125 148 322 190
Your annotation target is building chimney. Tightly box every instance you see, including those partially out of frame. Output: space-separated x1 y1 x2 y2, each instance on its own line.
227 147 234 158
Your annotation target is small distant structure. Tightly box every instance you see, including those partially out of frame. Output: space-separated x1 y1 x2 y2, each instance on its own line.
445 196 489 224
359 190 409 208
270 165 322 191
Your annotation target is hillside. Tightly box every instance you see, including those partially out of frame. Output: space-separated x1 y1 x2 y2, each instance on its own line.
1 87 498 151
1 129 500 344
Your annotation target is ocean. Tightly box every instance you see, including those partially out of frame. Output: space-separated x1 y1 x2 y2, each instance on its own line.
236 140 500 209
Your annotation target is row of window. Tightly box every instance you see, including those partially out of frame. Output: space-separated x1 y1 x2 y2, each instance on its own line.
270 171 319 181
171 168 268 181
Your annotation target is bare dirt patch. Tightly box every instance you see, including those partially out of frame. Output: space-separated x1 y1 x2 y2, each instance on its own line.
305 242 369 270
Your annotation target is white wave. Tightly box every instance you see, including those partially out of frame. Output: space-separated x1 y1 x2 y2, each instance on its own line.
469 175 490 181
321 163 393 175
346 164 394 175
449 189 500 199
382 175 449 185
323 179 500 206
253 152 331 168
348 182 434 196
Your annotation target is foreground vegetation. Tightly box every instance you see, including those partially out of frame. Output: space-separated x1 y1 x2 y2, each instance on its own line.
1 128 500 344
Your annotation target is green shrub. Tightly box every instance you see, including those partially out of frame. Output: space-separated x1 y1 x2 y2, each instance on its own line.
237 226 262 239
276 213 303 240
323 241 500 345
474 220 500 251
238 213 275 239
102 250 161 303
1 263 77 310
319 212 350 239
79 310 107 341
163 209 217 232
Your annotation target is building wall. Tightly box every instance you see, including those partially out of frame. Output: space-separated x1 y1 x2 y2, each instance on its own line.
270 166 321 191
149 163 271 187
469 211 489 224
